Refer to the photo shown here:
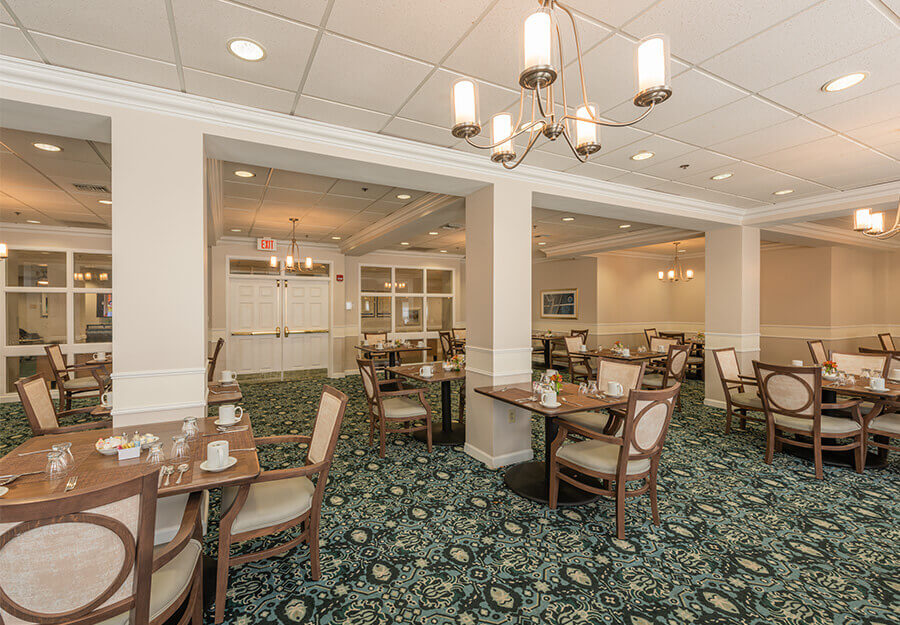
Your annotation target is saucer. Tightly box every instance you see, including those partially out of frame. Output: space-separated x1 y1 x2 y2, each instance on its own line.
214 418 242 427
541 401 561 409
865 385 887 392
420 373 433 378
200 456 237 473
606 393 624 399
822 373 838 381
0 486 8 497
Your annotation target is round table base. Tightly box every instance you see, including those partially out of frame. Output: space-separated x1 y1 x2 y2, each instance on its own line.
504 461 601 507
413 422 466 446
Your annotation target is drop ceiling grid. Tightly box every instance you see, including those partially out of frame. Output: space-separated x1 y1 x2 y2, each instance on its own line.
0 0 896 209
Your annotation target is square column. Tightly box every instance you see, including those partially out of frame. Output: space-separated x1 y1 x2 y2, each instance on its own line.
704 226 760 405
464 182 534 468
111 111 206 426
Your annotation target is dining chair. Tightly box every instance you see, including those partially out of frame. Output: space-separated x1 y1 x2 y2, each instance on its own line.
559 358 646 436
878 332 895 350
0 470 205 625
659 331 685 343
830 351 889 377
362 332 390 369
451 327 467 341
862 406 900 459
570 329 589 344
712 348 765 434
564 335 593 384
549 383 680 539
208 337 225 382
643 343 690 411
357 358 433 457
15 373 110 436
753 361 865 479
807 339 827 365
215 385 349 623
43 343 110 411
643 328 658 349
648 336 679 356
439 330 455 359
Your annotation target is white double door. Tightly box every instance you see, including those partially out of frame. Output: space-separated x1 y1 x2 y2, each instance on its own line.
229 277 330 376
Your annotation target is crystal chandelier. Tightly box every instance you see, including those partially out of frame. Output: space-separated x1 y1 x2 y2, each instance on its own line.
851 198 899 239
658 242 694 282
449 0 672 169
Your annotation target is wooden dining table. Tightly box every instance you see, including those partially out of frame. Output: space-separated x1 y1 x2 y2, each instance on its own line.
387 364 466 446
208 381 243 406
355 343 431 377
532 333 563 368
582 348 664 363
474 381 628 507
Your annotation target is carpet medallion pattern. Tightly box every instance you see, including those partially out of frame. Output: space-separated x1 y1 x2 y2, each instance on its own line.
1 375 897 624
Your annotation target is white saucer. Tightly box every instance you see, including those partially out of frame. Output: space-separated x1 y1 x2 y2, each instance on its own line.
214 418 242 427
200 456 237 472
822 373 838 381
420 373 434 378
606 393 624 399
865 385 887 392
0 486 8 497
541 401 561 409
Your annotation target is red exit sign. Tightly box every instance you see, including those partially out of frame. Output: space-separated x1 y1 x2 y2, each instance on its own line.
257 238 276 251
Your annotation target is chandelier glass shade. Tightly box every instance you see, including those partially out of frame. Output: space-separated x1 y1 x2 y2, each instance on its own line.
658 242 694 283
852 199 899 239
449 0 671 169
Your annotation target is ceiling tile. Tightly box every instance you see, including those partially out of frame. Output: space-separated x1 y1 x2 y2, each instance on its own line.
848 118 900 160
299 206 361 226
592 135 696 171
759 36 900 115
381 118 457 148
624 0 819 64
0 5 13 24
608 171 668 189
647 180 767 209
709 117 834 161
173 0 316 90
701 0 896 92
661 97 795 147
513 148 575 171
327 181 392 200
223 180 265 201
563 0 660 28
678 161 831 200
263 187 323 205
535 123 649 159
183 68 295 114
397 68 518 129
315 194 373 211
327 0 486 63
265 169 334 193
7 0 175 61
638 149 738 180
807 84 900 134
304 34 432 114
295 95 392 133
236 0 328 25
564 161 629 181
222 197 259 211
31 34 180 90
366 199 408 214
0 24 41 61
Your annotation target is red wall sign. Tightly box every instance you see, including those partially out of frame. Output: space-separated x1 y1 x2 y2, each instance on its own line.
256 237 277 251
336 274 344 282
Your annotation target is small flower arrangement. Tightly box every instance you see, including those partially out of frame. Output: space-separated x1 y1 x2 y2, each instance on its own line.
696 332 705 342
822 360 837 374
613 340 624 352
548 372 562 392
450 354 465 371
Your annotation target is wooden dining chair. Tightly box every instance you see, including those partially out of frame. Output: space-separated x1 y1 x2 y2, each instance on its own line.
43 343 110 411
215 385 348 622
570 329 589 344
549 383 680 539
659 331 685 343
208 337 225 382
451 328 467 341
357 359 433 458
564 335 593 384
559 358 646 436
831 351 888 377
15 373 110 436
648 336 679 358
753 361 865 479
712 348 765 434
438 330 456 359
643 328 658 349
807 339 827 365
362 332 390 369
878 332 895 351
643 343 690 411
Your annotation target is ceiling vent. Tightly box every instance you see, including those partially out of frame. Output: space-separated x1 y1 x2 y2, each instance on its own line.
72 183 110 194
442 223 464 230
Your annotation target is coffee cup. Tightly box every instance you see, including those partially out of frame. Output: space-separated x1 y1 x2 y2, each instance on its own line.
220 370 236 383
376 341 384 350
791 360 803 367
418 341 426 347
870 377 886 391
101 391 112 408
93 351 106 361
207 440 229 469
218 404 243 424
420 365 434 377
657 345 666 353
606 381 624 397
622 348 631 357
442 361 452 371
540 390 558 406
892 368 900 382
579 344 587 352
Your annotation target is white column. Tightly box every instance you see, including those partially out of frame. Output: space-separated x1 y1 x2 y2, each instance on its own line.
111 110 207 426
464 182 534 468
704 226 760 405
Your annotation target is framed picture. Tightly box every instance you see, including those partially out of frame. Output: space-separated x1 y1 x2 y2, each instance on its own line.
541 289 578 319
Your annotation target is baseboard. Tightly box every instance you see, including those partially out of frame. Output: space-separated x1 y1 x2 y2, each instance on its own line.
464 443 533 469
704 398 726 410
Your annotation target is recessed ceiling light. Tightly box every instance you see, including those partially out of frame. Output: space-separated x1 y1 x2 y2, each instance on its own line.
98 200 113 205
234 170 255 178
631 151 654 161
678 249 686 253
227 38 266 61
230 228 241 232
562 217 575 222
619 224 631 229
428 231 439 235
331 236 342 240
537 241 547 246
396 194 412 200
33 142 61 152
440 249 447 253
710 172 733 181
773 189 794 196
400 242 410 246
821 72 867 93
26 220 40 224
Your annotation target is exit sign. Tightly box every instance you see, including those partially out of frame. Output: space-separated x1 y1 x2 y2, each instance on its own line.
257 238 276 252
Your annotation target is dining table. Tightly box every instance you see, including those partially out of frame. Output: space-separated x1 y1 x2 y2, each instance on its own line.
208 381 243 406
474 381 628 507
582 348 665 363
355 343 431 378
387 364 466 445
532 333 563 369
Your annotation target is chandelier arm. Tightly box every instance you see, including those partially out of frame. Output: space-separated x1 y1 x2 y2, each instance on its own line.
861 201 900 238
555 1 591 112
559 127 588 163
501 128 543 170
463 120 546 150
513 86 527 134
555 20 572 138
561 103 655 128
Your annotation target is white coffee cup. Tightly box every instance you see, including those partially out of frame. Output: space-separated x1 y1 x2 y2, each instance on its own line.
622 348 631 357
892 368 900 381
579 344 587 352
101 391 112 408
418 341 426 347
220 370 236 383
792 360 803 367
93 351 106 361
376 341 384 349
218 404 243 424
420 365 434 377
540 390 558 406
207 440 229 469
870 377 886 391
606 381 624 397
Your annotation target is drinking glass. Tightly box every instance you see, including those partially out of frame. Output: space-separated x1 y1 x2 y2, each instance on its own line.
182 417 200 441
171 435 189 461
531 381 541 401
45 451 66 480
146 442 165 465
53 442 74 467
50 444 71 472
578 382 587 395
587 381 598 396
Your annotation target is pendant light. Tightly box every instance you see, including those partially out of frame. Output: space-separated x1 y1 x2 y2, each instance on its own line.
658 242 694 283
284 218 313 272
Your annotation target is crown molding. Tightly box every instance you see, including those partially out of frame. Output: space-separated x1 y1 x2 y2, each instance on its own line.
543 227 702 258
742 181 900 227
764 222 900 250
0 222 110 238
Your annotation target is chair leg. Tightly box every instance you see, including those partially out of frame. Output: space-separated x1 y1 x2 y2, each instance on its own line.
368 412 374 446
812 437 823 480
192 560 204 624
425 416 433 453
309 515 322 580
615 479 627 540
765 425 775 465
379 419 386 458
724 406 733 434
739 410 747 430
214 535 231 624
854 436 864 474
548 458 559 510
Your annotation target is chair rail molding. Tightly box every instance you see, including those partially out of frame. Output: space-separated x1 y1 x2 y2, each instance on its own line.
704 332 760 352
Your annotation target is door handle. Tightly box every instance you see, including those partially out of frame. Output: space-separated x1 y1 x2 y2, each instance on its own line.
231 330 278 336
284 326 289 337
276 326 281 338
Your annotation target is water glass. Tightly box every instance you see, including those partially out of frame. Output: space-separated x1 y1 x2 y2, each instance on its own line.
46 451 66 480
587 381 598 396
182 417 200 440
50 444 72 472
578 382 587 395
531 381 541 401
171 435 190 461
146 442 165 465
53 442 74 466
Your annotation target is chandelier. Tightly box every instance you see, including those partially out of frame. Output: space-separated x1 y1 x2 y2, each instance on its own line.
449 0 671 169
852 198 899 239
658 242 694 282
269 218 313 271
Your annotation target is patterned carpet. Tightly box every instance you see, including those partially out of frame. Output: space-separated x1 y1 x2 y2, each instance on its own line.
1 373 898 624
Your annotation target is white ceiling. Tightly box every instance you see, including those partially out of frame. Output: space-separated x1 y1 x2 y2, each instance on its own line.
0 0 897 212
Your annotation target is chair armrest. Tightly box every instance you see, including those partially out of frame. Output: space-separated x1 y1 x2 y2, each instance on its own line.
723 377 757 387
54 420 111 434
63 363 103 372
380 387 426 399
58 405 103 417
738 374 757 382
822 399 862 411
152 491 203 572
254 434 311 446
254 461 328 484
557 419 624 445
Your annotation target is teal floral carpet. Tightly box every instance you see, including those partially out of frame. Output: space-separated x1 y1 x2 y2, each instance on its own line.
1 374 898 624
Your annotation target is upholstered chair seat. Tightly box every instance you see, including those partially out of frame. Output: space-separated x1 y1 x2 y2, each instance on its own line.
559 411 613 434
556 440 651 475
376 397 428 419
221 477 315 534
729 390 763 410
66 375 103 390
642 373 664 387
868 412 900 435
774 414 861 435
687 356 703 365
571 363 591 376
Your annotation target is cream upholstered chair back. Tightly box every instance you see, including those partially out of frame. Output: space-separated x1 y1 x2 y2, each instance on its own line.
363 332 387 343
570 329 588 344
0 471 158 625
14 374 59 436
621 385 679 459
564 336 583 353
356 359 379 406
44 344 69 382
597 359 644 391
643 328 658 348
889 355 900 376
452 328 466 340
831 352 888 377
307 386 349 466
878 333 895 350
807 340 827 365
664 344 691 383
712 348 743 395
754 362 820 419
650 336 677 354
